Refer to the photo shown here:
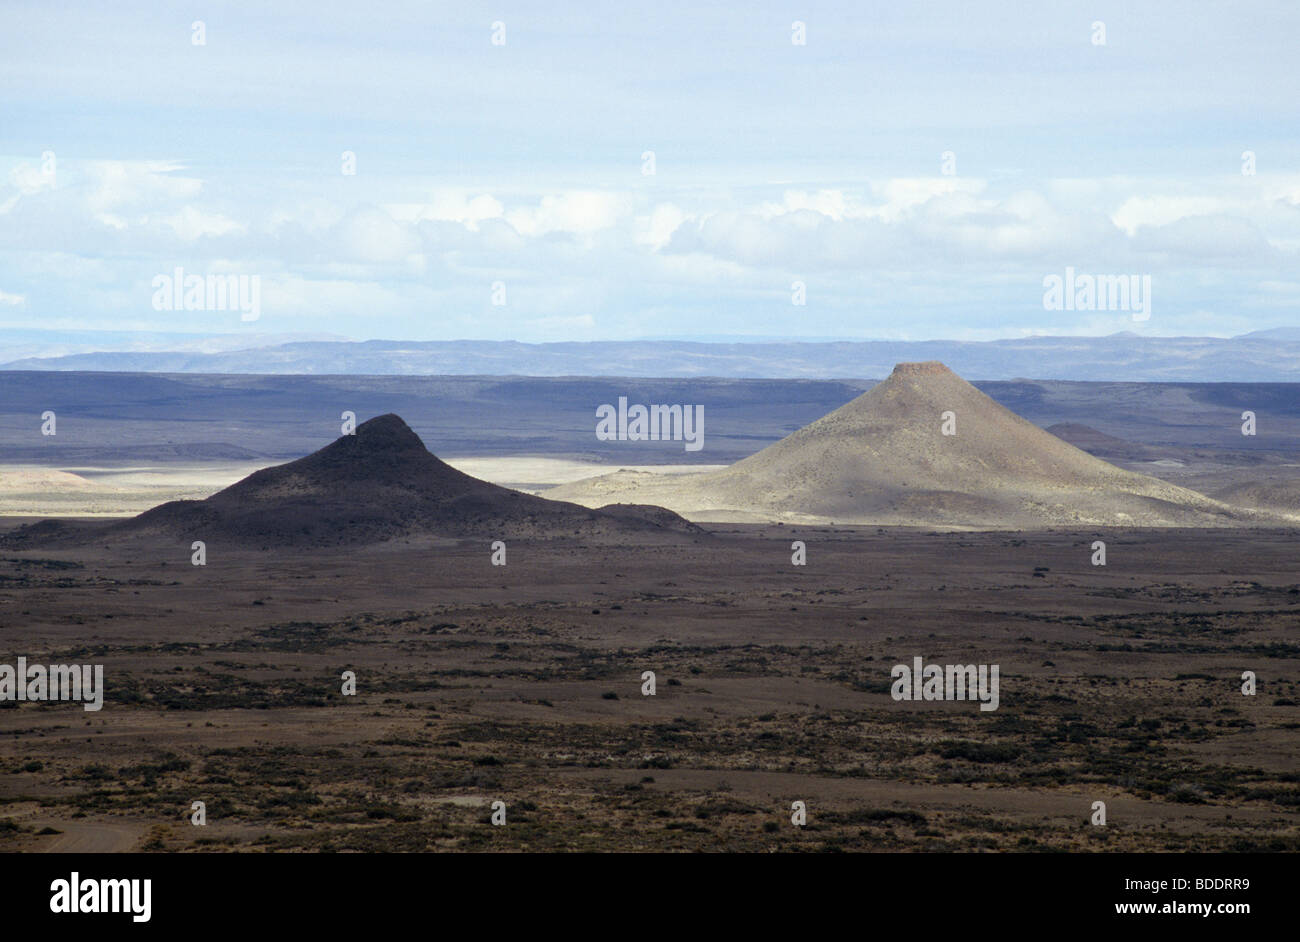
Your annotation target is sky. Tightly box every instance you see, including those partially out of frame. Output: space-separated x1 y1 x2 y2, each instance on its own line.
2 0 1299 348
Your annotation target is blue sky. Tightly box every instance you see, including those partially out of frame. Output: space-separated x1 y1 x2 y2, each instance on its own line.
2 0 1299 348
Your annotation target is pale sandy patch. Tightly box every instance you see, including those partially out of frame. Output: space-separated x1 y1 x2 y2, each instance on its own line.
0 462 274 517
441 456 727 493
0 458 727 516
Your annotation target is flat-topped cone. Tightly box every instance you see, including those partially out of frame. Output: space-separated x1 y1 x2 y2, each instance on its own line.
728 360 1111 489
549 362 1289 528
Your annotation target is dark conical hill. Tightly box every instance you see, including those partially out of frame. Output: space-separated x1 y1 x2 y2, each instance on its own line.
4 414 701 549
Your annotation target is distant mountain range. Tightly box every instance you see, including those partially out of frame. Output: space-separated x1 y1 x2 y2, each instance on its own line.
5 331 1300 381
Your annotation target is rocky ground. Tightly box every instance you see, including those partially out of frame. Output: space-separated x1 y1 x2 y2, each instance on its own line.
1 525 1296 852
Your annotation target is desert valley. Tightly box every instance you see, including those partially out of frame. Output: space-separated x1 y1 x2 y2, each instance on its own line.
0 363 1296 852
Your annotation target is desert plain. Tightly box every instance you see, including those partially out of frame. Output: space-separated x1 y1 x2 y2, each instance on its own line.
0 369 1297 852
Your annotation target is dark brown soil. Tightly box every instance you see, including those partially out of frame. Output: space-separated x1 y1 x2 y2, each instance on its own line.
1 524 1295 853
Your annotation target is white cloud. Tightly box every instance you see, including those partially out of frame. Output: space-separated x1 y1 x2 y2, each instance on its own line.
758 189 851 220
386 189 632 242
8 162 55 196
1 162 57 214
1112 196 1239 238
1132 214 1273 261
636 203 689 250
867 178 987 222
161 206 246 241
261 274 419 319
4 161 1300 342
332 206 422 264
388 191 505 230
505 191 626 237
85 160 203 216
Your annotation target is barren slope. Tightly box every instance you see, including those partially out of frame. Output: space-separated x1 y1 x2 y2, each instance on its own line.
2 414 701 548
550 362 1291 528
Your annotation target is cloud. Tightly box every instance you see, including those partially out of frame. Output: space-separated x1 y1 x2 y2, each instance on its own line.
1113 196 1240 237
161 206 246 241
1132 214 1274 261
387 191 505 230
261 274 421 319
505 191 626 237
1 162 57 214
663 186 1121 269
3 155 1300 342
331 206 422 264
84 161 203 216
8 162 55 196
636 203 689 250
